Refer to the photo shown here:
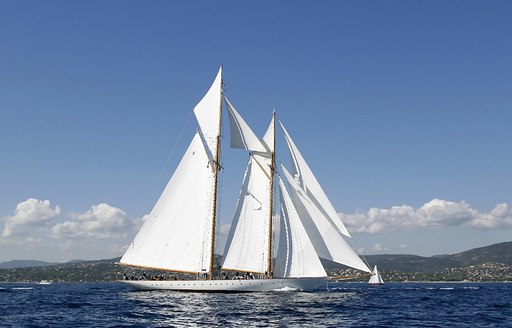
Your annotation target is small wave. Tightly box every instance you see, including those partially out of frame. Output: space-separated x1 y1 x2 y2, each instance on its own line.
272 286 298 292
440 287 454 290
12 287 34 290
463 286 479 290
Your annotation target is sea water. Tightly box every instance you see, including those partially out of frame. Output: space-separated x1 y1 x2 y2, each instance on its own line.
0 282 511 327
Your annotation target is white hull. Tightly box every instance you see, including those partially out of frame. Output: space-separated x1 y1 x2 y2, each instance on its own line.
120 277 326 292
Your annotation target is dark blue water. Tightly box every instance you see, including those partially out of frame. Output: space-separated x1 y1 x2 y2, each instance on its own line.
1 282 511 327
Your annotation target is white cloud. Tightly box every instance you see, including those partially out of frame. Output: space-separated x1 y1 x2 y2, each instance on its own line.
341 199 512 234
372 243 386 251
52 203 130 239
468 203 512 229
2 198 61 237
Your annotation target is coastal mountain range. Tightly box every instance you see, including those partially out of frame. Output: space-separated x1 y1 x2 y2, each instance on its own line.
362 241 512 273
2 241 511 271
0 241 510 282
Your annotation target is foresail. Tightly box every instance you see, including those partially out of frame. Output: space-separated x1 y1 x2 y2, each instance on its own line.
193 67 223 157
120 132 214 273
275 177 327 278
221 154 272 273
280 122 352 238
225 97 267 153
281 165 372 273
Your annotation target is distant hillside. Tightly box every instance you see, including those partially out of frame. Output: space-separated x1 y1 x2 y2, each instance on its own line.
364 241 512 273
0 260 56 269
450 242 512 266
0 241 510 282
0 258 123 282
362 254 458 273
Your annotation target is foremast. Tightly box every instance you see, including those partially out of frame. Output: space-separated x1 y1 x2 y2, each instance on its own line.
208 73 223 280
266 111 276 278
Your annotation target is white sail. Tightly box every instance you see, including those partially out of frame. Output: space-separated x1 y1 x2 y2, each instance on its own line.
281 165 371 273
262 112 275 151
193 67 223 157
221 155 272 273
275 177 327 278
120 132 214 273
368 265 384 284
222 111 273 273
225 97 268 153
280 122 352 238
119 68 373 292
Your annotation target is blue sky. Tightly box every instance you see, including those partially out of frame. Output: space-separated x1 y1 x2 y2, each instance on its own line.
1 1 511 262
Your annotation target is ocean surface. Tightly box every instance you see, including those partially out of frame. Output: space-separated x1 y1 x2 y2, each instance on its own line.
1 282 511 327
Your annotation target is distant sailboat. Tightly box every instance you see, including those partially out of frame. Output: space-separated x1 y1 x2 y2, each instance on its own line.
119 67 372 292
368 265 384 285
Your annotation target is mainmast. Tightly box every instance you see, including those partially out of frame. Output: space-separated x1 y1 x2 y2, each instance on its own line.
208 72 223 280
266 111 276 278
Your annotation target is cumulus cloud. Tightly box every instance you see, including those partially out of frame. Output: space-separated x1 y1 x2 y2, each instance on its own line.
2 198 61 237
468 203 512 229
51 203 130 239
372 243 386 251
341 199 512 234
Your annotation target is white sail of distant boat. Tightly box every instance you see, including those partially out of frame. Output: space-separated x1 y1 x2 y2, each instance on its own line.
368 265 384 285
119 67 372 292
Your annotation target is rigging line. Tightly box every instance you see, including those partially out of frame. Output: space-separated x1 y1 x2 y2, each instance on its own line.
142 112 193 214
360 252 373 271
347 237 373 271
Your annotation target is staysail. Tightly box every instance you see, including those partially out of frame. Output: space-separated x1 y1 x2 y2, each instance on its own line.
274 177 327 278
280 122 352 238
225 97 268 153
279 123 371 273
281 165 371 273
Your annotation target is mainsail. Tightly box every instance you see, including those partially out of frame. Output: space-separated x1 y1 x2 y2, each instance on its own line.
120 132 215 273
221 107 273 274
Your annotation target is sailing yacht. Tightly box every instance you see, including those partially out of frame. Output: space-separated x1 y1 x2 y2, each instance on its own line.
119 67 372 292
368 265 384 285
